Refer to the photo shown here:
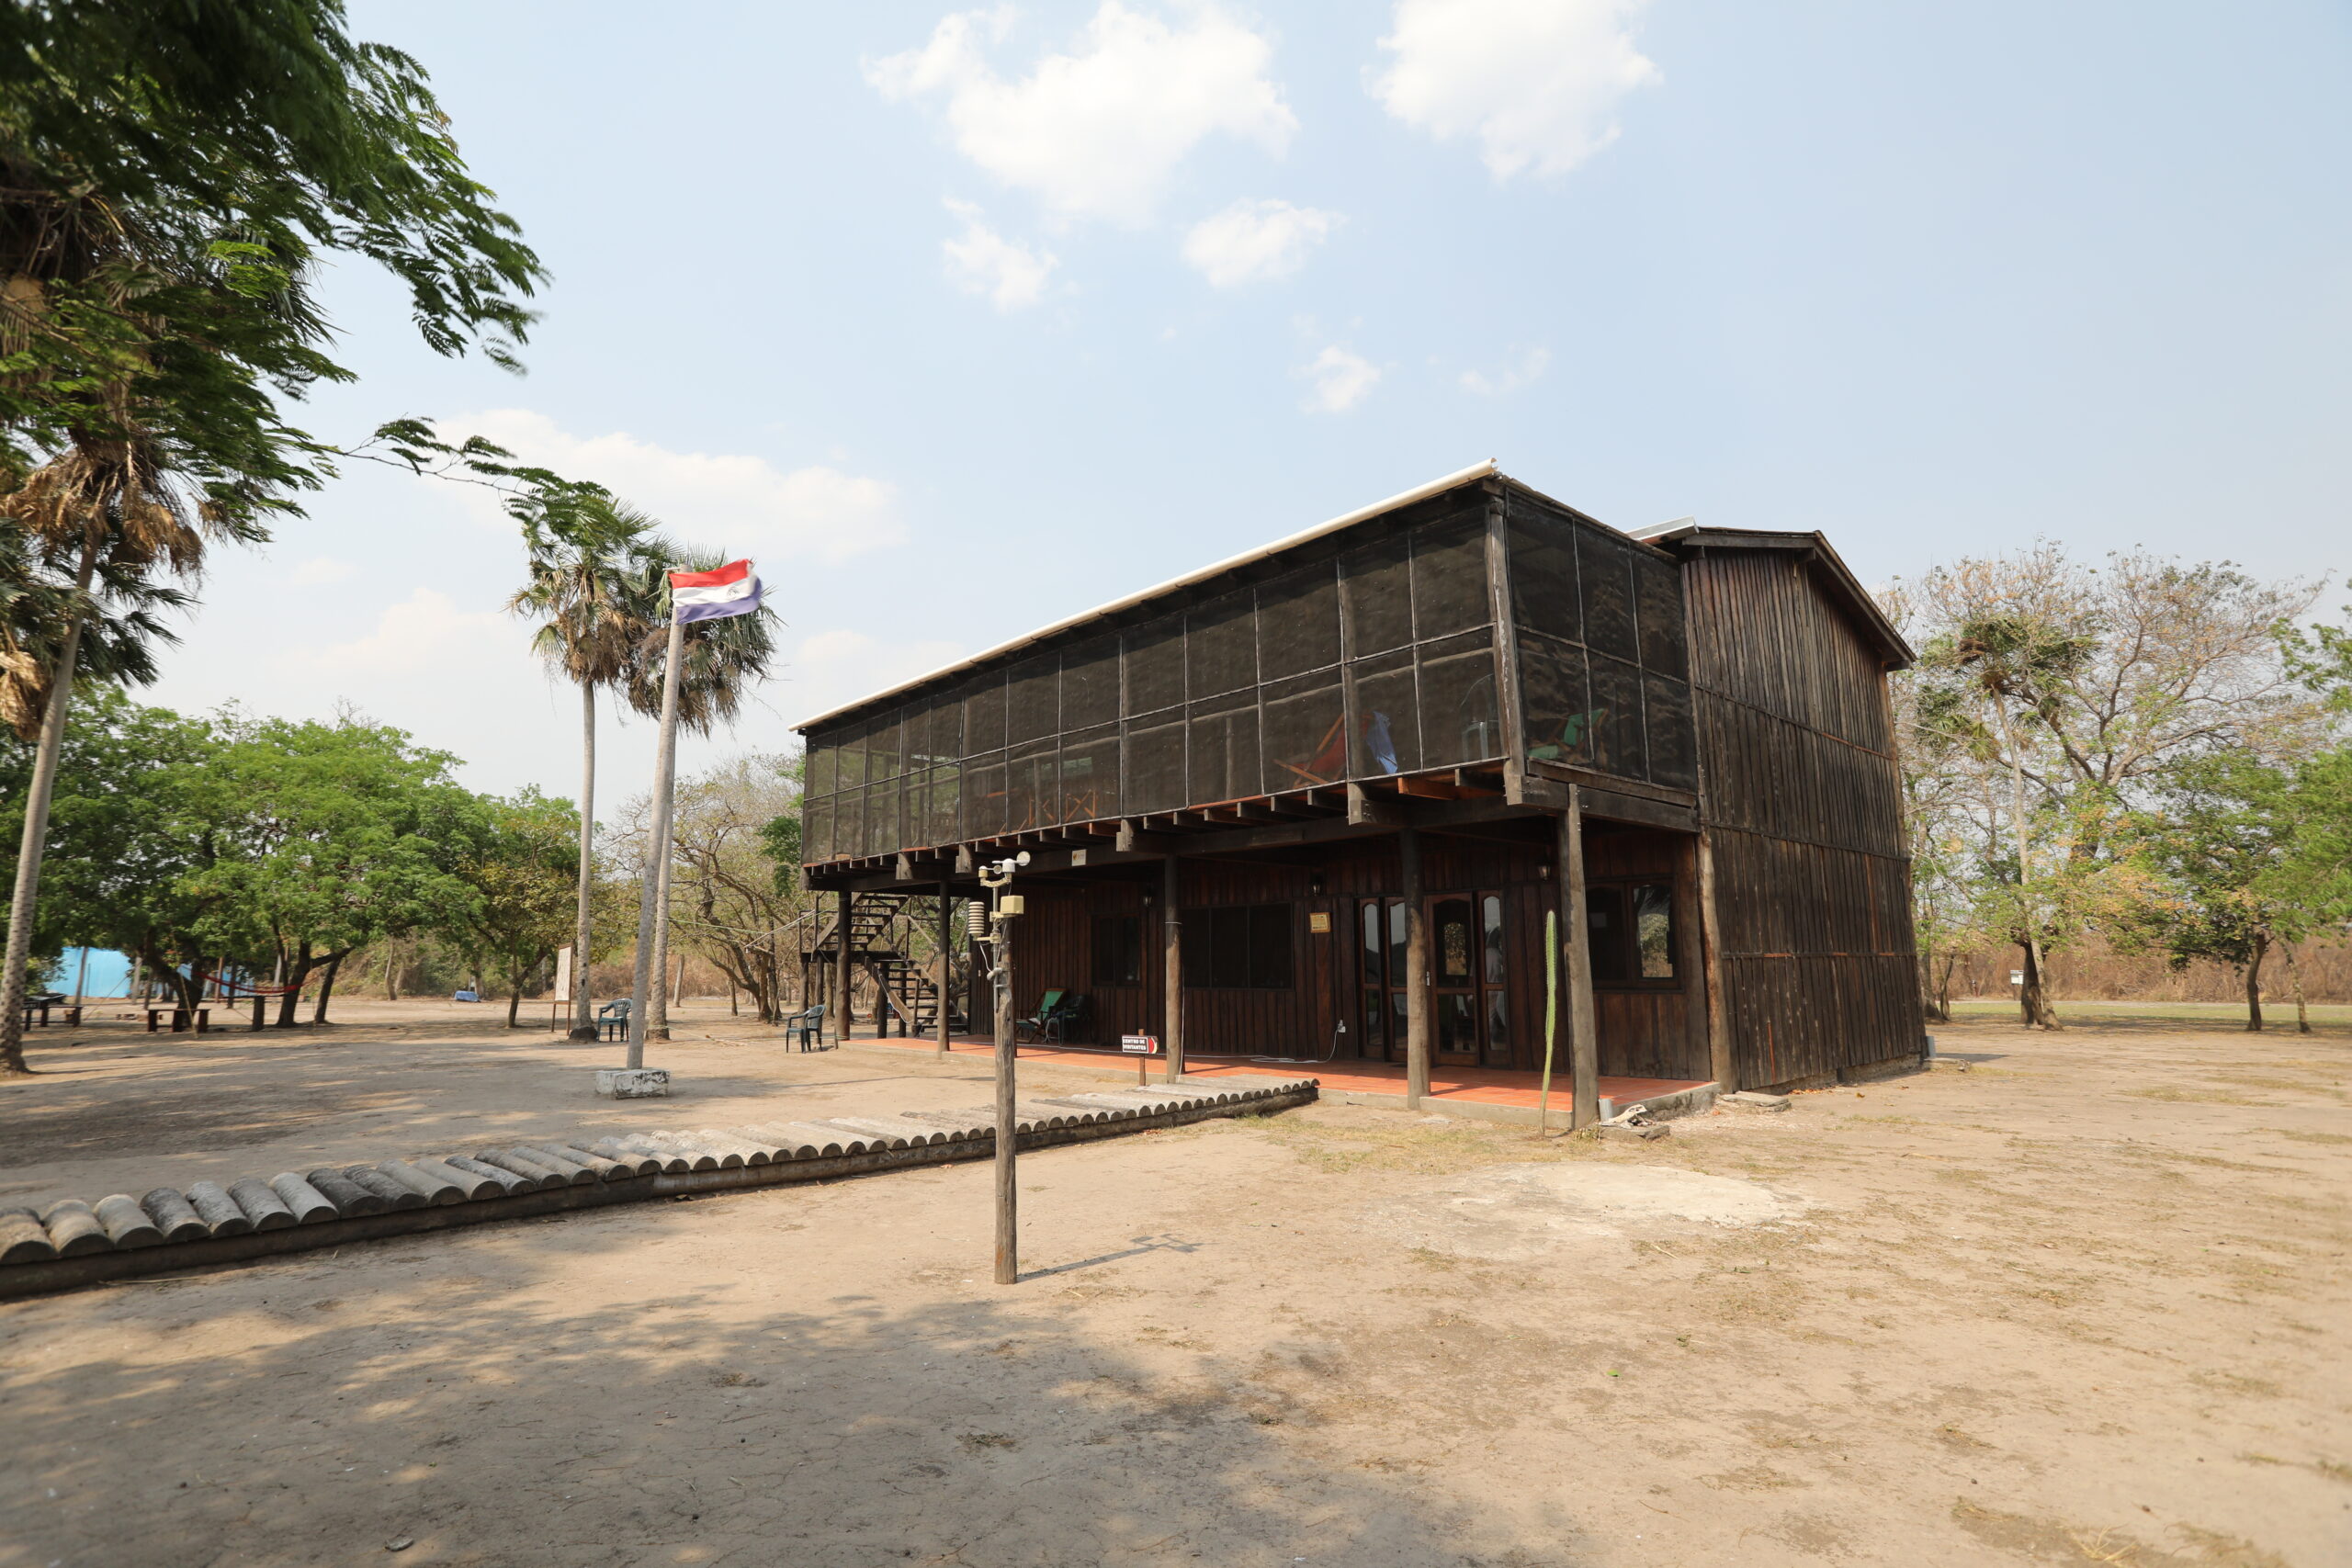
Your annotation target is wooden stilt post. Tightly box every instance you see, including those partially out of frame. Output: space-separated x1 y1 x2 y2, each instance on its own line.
1558 792 1600 1128
1161 855 1184 1082
1695 832 1736 1093
1400 825 1431 1108
936 881 955 1057
833 888 853 1045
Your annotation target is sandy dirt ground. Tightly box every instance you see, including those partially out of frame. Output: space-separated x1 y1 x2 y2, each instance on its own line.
0 1000 2346 1567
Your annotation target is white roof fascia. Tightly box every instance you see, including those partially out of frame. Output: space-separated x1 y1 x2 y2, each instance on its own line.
789 458 1500 731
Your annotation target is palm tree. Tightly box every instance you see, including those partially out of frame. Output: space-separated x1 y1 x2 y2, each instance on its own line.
0 441 232 1073
507 491 668 1042
619 547 779 1043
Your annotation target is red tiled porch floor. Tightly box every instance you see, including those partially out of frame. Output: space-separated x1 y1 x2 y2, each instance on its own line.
848 1031 1709 1112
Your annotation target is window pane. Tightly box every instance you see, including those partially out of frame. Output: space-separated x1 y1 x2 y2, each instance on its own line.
1412 517 1489 639
1006 655 1057 746
1481 893 1507 987
1125 718 1186 815
1209 906 1249 987
1587 654 1647 780
1258 567 1340 679
1485 989 1511 1060
1417 632 1501 768
1632 552 1687 680
1006 740 1053 829
1518 634 1597 768
962 753 1006 839
1348 651 1419 777
1180 912 1209 987
1061 637 1121 731
1342 536 1412 656
1092 916 1142 986
1187 596 1256 700
1360 900 1386 990
1644 673 1697 790
1249 904 1293 988
1059 725 1119 824
1261 672 1346 791
1578 532 1639 663
1634 883 1676 978
1509 515 1580 644
965 674 1006 758
1188 700 1261 803
1125 617 1185 716
1586 885 1632 983
1434 897 1474 983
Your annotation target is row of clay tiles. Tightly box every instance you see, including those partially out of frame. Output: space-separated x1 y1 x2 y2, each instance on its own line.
1 1079 1313 1266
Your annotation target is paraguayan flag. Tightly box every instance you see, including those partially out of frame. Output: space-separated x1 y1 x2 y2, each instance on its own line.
670 559 763 624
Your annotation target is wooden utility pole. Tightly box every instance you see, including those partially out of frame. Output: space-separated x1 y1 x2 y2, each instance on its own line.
1557 793 1600 1127
1400 825 1431 1107
1161 855 1184 1082
978 854 1025 1285
935 882 955 1057
624 611 687 1071
833 888 853 1044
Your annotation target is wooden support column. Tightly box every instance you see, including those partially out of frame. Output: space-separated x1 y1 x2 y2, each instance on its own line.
1400 825 1431 1107
1161 855 1185 1082
833 888 854 1044
936 881 955 1057
1696 831 1736 1092
1557 793 1600 1127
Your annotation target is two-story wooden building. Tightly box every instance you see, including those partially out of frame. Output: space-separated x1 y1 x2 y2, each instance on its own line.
793 462 1923 1122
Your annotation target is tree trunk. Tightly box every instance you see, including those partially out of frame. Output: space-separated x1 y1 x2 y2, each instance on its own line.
2244 934 2267 1032
382 940 400 1000
2282 942 2312 1034
2018 941 2061 1030
569 681 598 1041
506 980 523 1030
311 953 345 1024
276 942 312 1028
0 537 99 1075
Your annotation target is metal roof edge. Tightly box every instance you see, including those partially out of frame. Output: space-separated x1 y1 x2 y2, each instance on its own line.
789 458 1501 731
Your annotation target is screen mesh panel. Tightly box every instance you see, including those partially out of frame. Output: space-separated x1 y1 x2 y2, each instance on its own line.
1061 637 1120 730
1416 629 1501 769
1189 699 1261 803
1348 649 1419 777
1261 671 1346 790
962 754 1005 840
1125 617 1185 716
869 710 902 783
1059 726 1120 823
1187 598 1256 700
1006 655 1058 746
1006 740 1054 830
929 767 960 844
806 736 837 797
1125 717 1186 814
832 787 861 860
964 674 1006 757
1632 553 1688 681
1519 633 1596 768
803 794 831 861
898 773 928 852
1257 569 1340 680
1586 654 1647 780
1411 517 1489 639
926 691 963 766
1578 531 1638 664
1643 674 1697 789
1342 536 1412 656
1507 519 1579 641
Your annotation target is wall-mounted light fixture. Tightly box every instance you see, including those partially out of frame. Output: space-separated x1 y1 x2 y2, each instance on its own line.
1308 872 1328 895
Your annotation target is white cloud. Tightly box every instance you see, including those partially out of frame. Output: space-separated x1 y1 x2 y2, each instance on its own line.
434 410 903 566
867 4 1296 225
288 556 356 587
1370 0 1661 180
1301 345 1381 413
942 199 1059 310
1460 345 1552 396
787 629 967 725
1182 198 1341 287
314 589 514 679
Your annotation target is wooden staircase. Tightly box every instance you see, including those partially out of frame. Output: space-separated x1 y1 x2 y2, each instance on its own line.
803 892 963 1035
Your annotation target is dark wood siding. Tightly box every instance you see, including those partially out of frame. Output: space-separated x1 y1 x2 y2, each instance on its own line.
1684 548 1922 1087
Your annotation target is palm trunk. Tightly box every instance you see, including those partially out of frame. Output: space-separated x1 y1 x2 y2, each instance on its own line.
2244 934 2267 1032
0 539 98 1075
568 681 598 1041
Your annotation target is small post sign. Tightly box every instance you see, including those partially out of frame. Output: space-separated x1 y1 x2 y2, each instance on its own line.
2009 970 2025 987
1122 1032 1159 1085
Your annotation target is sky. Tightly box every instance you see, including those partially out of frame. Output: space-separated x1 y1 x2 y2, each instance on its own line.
139 0 2352 817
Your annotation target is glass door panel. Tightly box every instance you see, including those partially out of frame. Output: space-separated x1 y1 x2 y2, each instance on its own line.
1430 897 1480 1066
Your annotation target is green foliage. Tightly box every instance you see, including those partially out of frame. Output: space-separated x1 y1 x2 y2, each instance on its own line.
456 788 581 1025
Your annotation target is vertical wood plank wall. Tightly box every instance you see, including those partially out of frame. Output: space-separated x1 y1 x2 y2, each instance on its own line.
1682 548 1924 1087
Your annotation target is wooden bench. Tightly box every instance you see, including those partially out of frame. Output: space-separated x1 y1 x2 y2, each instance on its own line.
144 1007 212 1034
18 998 82 1029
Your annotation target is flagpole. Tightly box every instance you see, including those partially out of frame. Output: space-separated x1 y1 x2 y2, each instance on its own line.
626 604 687 1071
